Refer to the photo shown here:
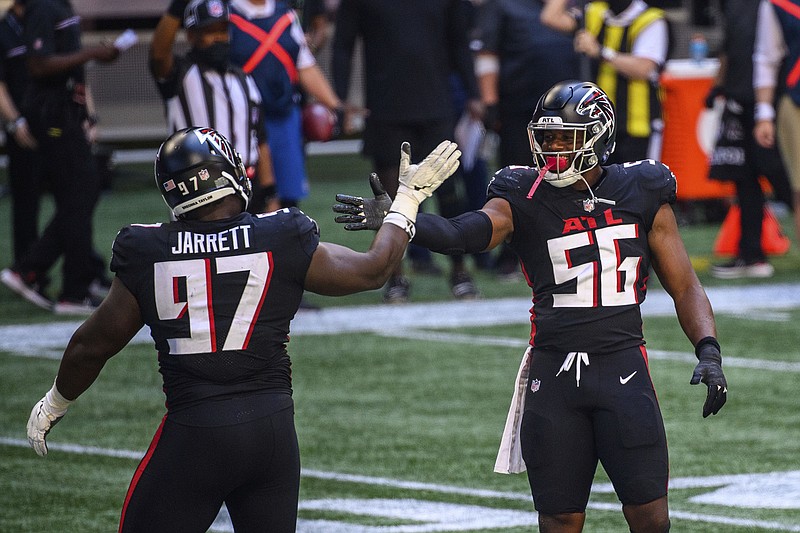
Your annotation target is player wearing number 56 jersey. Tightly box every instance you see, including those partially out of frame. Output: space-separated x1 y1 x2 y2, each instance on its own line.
333 80 728 533
25 126 462 532
486 158 676 353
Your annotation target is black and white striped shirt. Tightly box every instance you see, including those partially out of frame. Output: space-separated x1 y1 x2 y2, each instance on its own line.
156 57 264 167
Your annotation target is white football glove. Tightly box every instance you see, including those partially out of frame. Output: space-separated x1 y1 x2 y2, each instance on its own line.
388 140 461 225
27 380 72 457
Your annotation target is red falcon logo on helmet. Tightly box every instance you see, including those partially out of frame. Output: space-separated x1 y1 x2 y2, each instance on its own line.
576 88 614 127
194 128 236 166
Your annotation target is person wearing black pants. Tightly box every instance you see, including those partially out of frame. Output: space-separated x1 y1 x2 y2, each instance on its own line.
707 0 793 279
0 0 120 314
0 0 42 262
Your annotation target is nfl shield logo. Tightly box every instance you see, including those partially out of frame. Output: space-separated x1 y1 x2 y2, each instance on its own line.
198 169 210 181
582 198 595 212
530 379 541 393
208 0 225 17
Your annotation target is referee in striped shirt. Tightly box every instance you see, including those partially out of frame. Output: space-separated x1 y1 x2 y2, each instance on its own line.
150 0 279 213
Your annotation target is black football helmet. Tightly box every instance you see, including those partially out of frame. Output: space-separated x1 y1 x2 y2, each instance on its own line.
528 80 616 187
155 127 251 217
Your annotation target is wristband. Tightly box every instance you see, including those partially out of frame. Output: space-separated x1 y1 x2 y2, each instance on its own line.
46 380 73 413
389 186 422 223
755 101 775 122
383 212 416 240
694 336 721 359
601 47 618 62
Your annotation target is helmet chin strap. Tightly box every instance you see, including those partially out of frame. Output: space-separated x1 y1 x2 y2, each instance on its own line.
577 174 616 211
527 159 555 198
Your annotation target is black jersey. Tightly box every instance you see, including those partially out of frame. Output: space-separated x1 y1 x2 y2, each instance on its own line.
0 10 27 108
488 161 677 353
111 208 320 419
24 0 84 89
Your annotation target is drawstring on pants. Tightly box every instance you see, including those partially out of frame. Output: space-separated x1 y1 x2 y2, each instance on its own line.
556 351 589 387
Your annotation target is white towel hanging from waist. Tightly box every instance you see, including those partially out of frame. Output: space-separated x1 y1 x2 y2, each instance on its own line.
494 346 532 474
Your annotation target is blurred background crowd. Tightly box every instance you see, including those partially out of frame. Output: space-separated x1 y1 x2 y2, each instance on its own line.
0 0 797 311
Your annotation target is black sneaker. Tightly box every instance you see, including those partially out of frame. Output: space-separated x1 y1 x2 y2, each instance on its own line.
0 268 53 310
383 275 410 304
710 258 774 279
53 295 103 316
450 270 479 300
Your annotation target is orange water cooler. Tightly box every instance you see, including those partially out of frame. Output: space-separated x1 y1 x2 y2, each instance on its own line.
659 59 735 200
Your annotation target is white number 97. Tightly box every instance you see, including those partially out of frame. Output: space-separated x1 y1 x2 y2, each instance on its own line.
153 252 272 354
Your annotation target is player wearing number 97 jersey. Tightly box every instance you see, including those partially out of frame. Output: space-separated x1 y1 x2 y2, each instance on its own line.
24 126 463 532
111 206 319 419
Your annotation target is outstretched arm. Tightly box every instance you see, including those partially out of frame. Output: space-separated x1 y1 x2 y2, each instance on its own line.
334 176 514 255
304 225 410 296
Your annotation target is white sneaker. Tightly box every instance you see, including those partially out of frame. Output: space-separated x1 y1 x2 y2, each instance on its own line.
710 259 774 279
744 261 775 278
0 268 53 310
53 296 101 316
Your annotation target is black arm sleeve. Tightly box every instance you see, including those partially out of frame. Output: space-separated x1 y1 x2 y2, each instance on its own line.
413 211 493 255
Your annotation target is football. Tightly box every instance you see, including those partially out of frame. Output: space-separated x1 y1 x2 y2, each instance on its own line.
302 102 336 142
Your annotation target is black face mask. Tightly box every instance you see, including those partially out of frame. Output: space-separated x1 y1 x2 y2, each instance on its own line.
192 41 230 71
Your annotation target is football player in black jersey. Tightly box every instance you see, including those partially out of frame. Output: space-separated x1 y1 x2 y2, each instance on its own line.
26 126 461 532
333 80 727 533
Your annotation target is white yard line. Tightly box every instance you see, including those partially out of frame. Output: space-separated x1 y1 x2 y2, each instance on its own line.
1 283 799 360
1 436 798 530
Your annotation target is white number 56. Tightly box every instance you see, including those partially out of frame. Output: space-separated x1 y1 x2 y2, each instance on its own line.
547 224 641 308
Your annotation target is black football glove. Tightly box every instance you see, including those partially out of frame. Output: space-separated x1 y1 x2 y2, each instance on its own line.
704 85 725 109
690 337 728 417
332 173 392 231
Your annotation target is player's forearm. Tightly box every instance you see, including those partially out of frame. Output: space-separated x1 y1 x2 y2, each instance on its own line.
672 285 718 347
362 224 411 283
413 211 493 255
55 336 112 400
